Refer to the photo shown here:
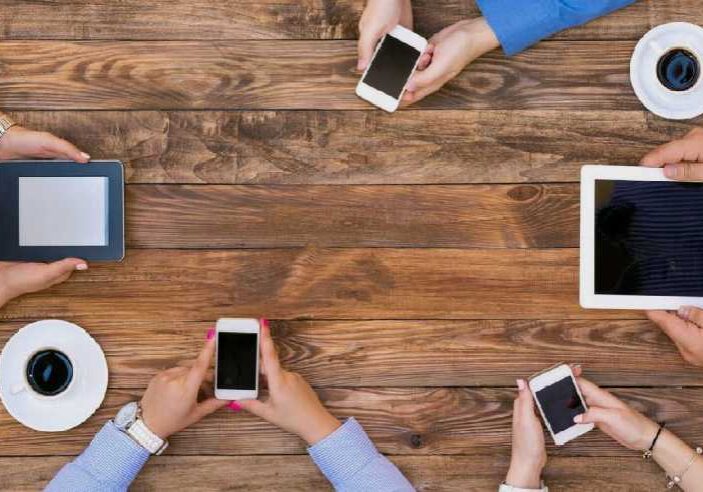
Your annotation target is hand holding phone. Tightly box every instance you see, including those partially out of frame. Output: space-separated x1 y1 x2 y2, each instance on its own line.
506 379 547 489
529 364 593 446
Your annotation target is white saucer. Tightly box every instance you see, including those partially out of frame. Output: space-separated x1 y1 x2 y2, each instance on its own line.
0 320 108 432
631 22 703 120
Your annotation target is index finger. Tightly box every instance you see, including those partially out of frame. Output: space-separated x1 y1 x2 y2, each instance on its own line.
647 310 699 350
640 135 703 167
188 336 216 387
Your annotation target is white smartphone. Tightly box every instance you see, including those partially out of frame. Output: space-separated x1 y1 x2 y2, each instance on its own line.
356 25 428 112
528 363 593 446
214 318 260 401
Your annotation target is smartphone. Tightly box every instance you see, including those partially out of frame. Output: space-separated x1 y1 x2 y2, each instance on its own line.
356 25 428 113
528 363 593 446
214 318 260 401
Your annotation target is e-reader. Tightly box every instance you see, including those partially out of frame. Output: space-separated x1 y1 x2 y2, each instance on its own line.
581 165 703 310
0 161 124 262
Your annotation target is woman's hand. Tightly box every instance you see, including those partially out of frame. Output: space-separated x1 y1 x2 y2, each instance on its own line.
646 309 703 367
238 323 341 446
141 332 229 439
0 259 88 308
640 127 703 180
505 379 547 489
404 18 499 105
573 377 659 451
357 0 414 71
0 125 89 162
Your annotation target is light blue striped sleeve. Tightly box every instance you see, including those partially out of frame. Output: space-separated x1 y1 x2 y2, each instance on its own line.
45 422 150 492
476 0 637 55
308 418 415 492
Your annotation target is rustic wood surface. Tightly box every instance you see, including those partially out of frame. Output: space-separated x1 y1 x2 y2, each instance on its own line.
1 0 701 490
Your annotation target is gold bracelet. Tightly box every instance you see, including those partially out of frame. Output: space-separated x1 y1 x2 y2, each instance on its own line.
666 446 702 489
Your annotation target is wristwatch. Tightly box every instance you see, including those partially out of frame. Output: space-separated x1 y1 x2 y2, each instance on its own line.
0 114 17 142
114 402 169 455
499 482 548 492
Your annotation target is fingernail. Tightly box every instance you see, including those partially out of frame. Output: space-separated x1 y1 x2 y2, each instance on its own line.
357 60 366 71
574 415 583 423
516 379 526 391
80 152 91 161
228 401 241 412
261 319 269 329
574 364 582 370
664 165 677 179
678 306 692 320
75 263 88 271
206 328 215 340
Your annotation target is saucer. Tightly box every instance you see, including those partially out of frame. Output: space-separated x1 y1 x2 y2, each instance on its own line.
0 320 108 432
631 22 703 120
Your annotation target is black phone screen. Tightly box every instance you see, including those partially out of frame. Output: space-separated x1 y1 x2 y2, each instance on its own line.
595 179 703 296
535 377 586 434
363 35 421 99
217 332 258 390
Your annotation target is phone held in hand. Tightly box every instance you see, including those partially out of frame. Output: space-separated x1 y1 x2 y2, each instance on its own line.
528 363 593 446
356 25 428 113
214 318 260 401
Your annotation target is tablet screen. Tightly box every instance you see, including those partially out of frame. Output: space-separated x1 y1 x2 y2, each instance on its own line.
18 177 109 247
595 179 703 296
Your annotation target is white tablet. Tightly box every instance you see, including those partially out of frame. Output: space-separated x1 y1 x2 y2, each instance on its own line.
581 165 703 310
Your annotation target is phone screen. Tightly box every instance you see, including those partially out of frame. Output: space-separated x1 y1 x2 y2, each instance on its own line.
217 332 258 390
363 35 421 99
535 377 586 434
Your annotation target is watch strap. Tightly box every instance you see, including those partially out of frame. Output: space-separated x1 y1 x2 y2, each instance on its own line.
126 419 168 455
499 482 548 492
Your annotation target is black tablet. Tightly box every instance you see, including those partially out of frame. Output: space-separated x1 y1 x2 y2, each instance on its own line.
0 161 124 262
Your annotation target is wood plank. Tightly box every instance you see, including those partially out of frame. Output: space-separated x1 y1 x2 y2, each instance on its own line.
1 319 695 389
125 184 579 249
0 1 695 42
0 40 643 111
0 455 670 491
10 110 695 185
0 387 700 457
0 248 636 321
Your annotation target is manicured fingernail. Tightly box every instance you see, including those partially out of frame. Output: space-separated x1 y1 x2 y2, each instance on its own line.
678 306 692 320
574 415 583 423
75 263 88 271
206 328 215 340
80 152 91 161
664 165 677 179
228 401 241 412
261 319 270 329
516 379 526 391
357 60 366 70
574 364 582 370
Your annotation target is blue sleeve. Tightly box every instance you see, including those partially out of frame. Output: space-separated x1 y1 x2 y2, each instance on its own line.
45 422 150 492
476 0 637 55
308 418 415 492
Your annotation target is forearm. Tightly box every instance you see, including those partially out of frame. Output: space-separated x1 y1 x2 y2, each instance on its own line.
652 430 703 491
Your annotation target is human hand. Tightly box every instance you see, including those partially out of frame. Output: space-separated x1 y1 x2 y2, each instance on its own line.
573 377 659 451
640 127 703 180
647 309 703 367
0 258 88 307
357 0 414 71
505 379 547 489
238 323 341 445
0 125 89 162
141 331 229 439
403 18 499 105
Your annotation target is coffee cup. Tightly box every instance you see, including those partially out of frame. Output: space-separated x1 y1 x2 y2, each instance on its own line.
11 348 75 398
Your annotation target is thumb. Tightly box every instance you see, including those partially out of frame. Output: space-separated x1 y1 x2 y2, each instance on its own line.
406 59 446 92
42 258 88 286
647 310 698 348
574 407 612 426
192 397 230 421
357 28 383 71
40 133 90 163
238 398 272 420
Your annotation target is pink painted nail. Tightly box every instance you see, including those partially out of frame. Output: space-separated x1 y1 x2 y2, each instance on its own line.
206 328 215 340
678 306 694 321
80 152 91 161
516 379 526 391
228 401 241 412
75 263 88 271
261 319 270 329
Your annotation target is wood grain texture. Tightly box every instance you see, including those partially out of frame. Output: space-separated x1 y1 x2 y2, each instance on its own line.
125 184 579 249
0 387 701 457
11 110 697 184
0 248 637 321
1 319 695 389
0 40 643 110
0 1 696 42
0 455 669 491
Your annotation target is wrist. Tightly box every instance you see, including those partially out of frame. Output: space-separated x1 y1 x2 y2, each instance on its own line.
299 411 342 446
636 419 661 451
506 461 544 489
462 17 500 57
140 402 172 440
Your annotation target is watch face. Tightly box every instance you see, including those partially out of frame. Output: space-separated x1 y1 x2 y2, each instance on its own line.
114 401 139 430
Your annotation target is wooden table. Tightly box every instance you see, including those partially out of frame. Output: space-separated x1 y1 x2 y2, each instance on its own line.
1 1 702 490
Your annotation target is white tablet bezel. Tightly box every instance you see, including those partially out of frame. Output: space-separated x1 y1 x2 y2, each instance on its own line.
580 164 703 310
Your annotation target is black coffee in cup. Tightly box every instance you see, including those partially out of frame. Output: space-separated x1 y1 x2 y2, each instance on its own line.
657 48 700 91
26 350 73 396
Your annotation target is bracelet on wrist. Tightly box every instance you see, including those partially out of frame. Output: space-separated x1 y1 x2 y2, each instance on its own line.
644 422 666 460
666 446 702 489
